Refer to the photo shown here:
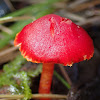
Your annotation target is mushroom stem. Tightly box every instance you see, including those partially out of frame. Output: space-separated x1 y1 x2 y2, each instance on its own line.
39 63 54 100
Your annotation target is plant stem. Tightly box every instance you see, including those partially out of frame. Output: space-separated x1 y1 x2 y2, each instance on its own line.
39 63 54 100
54 71 71 89
59 64 72 86
0 94 67 99
0 16 35 24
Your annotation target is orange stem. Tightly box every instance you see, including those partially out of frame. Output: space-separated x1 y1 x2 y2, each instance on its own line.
39 63 54 100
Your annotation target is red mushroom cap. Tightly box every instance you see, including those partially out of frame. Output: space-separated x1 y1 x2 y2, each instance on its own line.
14 14 94 66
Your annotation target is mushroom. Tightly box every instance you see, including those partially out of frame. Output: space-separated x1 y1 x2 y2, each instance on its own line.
14 14 94 100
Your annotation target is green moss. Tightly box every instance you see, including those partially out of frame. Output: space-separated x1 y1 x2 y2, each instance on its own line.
28 64 42 77
0 55 42 100
17 71 32 100
0 55 26 87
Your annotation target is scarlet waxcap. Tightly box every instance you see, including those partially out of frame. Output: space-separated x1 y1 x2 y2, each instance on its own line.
14 14 94 66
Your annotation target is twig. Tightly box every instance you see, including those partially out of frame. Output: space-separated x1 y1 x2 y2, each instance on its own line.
0 98 13 100
67 0 88 9
0 46 18 57
0 94 67 99
70 0 100 12
11 0 45 3
59 64 72 86
0 46 19 64
0 16 35 24
53 2 67 9
59 10 86 22
0 25 13 34
4 0 15 11
77 16 100 26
